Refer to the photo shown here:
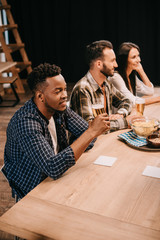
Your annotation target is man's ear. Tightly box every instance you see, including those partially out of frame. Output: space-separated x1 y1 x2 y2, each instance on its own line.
96 59 102 69
36 91 44 103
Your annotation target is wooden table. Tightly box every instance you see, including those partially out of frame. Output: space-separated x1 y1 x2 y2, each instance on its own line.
0 103 160 240
0 61 20 107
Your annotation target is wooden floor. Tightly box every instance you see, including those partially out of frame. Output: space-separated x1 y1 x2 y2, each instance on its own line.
0 82 74 240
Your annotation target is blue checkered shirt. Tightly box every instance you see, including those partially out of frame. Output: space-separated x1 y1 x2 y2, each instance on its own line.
4 98 94 198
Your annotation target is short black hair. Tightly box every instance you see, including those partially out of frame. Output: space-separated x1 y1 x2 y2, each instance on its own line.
27 63 61 94
86 40 113 67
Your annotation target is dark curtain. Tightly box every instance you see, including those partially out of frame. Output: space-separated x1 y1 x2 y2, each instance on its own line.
8 0 160 86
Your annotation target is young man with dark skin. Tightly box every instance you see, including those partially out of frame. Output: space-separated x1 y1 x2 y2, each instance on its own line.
4 63 110 199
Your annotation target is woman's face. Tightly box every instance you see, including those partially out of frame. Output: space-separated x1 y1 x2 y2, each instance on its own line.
127 47 141 70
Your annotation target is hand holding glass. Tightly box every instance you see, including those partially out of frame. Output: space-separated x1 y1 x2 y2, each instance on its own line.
92 104 105 117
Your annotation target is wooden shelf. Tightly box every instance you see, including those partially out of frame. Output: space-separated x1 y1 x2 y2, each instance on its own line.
0 43 25 53
16 61 32 72
0 24 18 31
0 4 10 10
0 0 32 93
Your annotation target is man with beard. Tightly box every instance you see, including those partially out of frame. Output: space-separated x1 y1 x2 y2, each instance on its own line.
70 40 133 131
4 63 110 199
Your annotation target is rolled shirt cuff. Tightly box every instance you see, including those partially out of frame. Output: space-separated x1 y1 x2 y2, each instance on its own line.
117 108 129 117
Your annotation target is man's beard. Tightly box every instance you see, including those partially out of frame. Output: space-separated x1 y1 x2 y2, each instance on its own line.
44 96 67 114
100 63 113 77
43 97 55 114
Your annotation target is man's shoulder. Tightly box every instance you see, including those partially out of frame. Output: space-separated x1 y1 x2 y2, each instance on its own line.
14 99 35 116
9 99 42 126
72 75 94 94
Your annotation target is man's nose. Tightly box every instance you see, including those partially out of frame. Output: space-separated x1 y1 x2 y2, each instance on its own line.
61 90 67 98
114 60 118 68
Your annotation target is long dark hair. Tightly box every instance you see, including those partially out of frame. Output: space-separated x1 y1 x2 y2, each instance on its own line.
116 42 140 95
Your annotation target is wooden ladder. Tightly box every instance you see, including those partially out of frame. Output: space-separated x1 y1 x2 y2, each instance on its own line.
0 0 32 93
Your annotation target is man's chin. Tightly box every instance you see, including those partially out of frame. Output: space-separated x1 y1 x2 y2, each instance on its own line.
110 72 114 77
100 70 114 78
57 106 67 112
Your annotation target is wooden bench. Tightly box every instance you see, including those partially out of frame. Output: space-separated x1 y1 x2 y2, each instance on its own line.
0 75 20 107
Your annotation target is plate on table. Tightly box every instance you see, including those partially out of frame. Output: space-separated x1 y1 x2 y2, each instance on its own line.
123 141 160 152
118 130 160 152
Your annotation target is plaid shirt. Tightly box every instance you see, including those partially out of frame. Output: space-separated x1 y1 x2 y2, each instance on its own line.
4 98 94 198
70 71 132 131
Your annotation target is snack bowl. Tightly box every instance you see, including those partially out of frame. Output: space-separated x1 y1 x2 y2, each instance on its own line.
147 134 160 148
130 117 160 138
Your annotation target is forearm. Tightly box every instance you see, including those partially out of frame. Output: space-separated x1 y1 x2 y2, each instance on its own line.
110 118 128 132
112 86 132 115
138 68 152 87
144 96 160 105
70 113 110 160
70 128 96 161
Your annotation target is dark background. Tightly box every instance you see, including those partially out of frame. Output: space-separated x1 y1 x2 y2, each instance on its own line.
7 0 160 86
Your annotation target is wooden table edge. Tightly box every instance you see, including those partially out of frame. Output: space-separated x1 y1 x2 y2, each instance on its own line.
0 195 160 240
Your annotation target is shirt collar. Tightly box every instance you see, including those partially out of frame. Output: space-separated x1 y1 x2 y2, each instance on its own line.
31 97 49 124
87 71 109 91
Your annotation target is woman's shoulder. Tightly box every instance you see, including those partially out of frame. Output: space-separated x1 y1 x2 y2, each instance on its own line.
109 72 124 83
113 71 120 76
111 71 122 79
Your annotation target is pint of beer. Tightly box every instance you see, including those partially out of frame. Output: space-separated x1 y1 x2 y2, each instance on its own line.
92 104 105 117
135 98 145 116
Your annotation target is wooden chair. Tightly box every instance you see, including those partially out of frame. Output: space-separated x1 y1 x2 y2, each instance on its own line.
0 165 19 202
0 75 20 107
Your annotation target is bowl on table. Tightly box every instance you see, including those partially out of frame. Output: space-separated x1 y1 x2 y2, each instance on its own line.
147 133 160 148
130 117 160 138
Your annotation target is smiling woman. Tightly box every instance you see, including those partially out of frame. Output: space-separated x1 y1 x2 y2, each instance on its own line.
110 42 160 106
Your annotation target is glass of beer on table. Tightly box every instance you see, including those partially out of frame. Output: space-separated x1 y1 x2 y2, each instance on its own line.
135 97 145 116
92 104 105 117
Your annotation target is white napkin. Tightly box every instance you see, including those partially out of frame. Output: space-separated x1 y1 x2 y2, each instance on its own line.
94 155 117 167
142 166 160 179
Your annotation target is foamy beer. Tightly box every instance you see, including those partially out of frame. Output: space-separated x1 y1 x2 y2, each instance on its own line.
92 104 105 117
135 98 145 116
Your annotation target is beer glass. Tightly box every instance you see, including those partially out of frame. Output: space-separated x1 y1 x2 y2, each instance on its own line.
92 104 105 117
135 97 145 116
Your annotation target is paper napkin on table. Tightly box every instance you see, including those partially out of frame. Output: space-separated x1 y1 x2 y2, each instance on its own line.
118 131 147 147
142 166 160 179
93 155 117 167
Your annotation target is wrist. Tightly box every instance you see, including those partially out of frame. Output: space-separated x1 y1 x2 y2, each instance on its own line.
117 109 128 117
86 127 97 140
